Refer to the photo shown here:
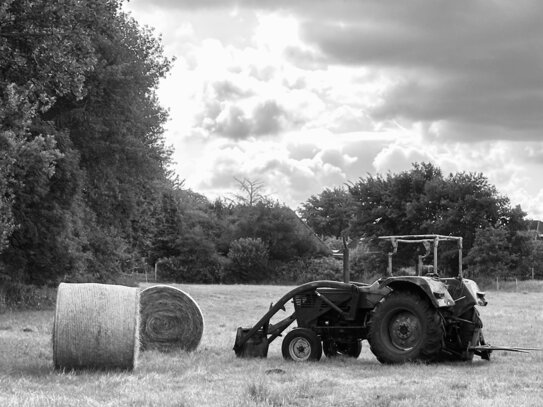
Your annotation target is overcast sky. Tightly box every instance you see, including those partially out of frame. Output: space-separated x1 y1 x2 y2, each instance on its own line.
125 0 543 219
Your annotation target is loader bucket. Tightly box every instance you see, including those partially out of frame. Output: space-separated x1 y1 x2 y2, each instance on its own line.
234 327 269 358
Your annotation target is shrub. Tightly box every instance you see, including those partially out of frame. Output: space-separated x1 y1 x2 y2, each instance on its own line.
274 257 343 284
227 237 270 282
0 282 57 312
465 227 512 278
349 245 386 283
156 255 225 284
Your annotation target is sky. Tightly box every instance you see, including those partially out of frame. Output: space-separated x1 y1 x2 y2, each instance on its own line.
124 0 543 219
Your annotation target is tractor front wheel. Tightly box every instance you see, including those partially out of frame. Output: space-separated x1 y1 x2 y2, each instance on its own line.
282 328 322 362
368 291 444 364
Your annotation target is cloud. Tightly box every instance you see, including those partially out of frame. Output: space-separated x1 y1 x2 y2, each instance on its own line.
373 143 434 174
189 134 390 206
137 0 543 142
319 149 357 169
214 104 251 139
252 100 286 135
125 0 543 218
287 143 319 161
295 1 543 141
212 80 254 100
524 143 543 164
194 98 298 139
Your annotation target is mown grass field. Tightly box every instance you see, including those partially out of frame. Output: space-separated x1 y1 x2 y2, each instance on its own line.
1 282 542 406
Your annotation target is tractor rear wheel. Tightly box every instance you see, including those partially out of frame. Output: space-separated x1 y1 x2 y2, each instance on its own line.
323 339 362 358
368 291 444 364
282 328 322 362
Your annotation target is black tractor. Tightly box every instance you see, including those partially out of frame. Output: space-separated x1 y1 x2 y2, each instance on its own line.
234 234 498 363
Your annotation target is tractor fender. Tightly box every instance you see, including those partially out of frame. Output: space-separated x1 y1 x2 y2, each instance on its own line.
378 276 455 308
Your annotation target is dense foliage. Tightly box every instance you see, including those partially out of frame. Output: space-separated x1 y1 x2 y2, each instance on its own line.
147 196 330 283
0 0 172 285
302 163 540 279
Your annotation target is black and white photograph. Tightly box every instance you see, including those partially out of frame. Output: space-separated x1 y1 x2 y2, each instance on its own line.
1 0 542 405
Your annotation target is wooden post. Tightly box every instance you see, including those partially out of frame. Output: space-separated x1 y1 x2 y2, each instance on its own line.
154 262 158 282
496 276 499 291
433 237 439 274
387 253 393 277
342 236 350 283
458 237 463 278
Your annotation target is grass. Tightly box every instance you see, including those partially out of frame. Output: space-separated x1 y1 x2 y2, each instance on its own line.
1 282 542 406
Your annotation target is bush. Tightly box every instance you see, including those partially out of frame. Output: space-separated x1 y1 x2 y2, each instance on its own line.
227 238 269 282
0 282 57 312
274 257 343 284
323 237 344 251
349 245 386 283
156 255 226 284
465 227 512 279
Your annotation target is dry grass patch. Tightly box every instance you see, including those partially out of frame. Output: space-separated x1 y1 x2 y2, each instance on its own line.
0 283 542 406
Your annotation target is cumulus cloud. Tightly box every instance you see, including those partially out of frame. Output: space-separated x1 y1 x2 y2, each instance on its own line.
126 0 543 218
296 1 543 141
214 104 251 139
252 100 286 135
194 98 296 139
373 143 435 175
524 143 543 164
142 0 543 142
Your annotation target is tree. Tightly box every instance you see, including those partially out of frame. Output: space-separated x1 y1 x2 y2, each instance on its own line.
348 163 526 276
465 227 511 278
230 177 268 206
511 229 543 279
526 239 543 279
348 163 444 238
0 53 86 283
231 202 326 263
227 237 269 282
149 188 226 283
0 0 98 262
0 131 20 255
300 187 355 281
0 0 174 284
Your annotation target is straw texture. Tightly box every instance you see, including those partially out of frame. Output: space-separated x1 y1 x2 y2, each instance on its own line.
53 283 140 370
140 285 204 352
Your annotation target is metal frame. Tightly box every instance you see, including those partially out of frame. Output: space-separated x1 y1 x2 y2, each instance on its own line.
379 234 463 278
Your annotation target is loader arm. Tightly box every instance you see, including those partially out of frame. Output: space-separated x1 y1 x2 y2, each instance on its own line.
233 280 371 356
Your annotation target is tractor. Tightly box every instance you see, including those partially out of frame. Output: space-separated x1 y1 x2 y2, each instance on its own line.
234 234 525 364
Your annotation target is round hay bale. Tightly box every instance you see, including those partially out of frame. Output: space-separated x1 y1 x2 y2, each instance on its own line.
53 283 140 370
140 285 204 352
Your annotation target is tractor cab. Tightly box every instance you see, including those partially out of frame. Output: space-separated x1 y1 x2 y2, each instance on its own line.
378 234 464 278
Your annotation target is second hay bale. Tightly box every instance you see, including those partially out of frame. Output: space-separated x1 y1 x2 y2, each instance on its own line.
140 285 204 352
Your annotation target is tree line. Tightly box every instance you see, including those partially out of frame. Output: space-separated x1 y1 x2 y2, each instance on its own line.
0 1 331 287
1 1 541 288
300 163 543 281
1 0 173 285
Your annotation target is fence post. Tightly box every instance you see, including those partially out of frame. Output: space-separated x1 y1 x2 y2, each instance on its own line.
496 276 499 291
